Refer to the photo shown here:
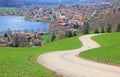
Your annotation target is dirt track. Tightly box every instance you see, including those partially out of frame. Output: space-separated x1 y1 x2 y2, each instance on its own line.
37 34 120 77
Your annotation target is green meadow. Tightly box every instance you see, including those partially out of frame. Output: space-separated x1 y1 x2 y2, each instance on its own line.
41 35 52 42
80 32 120 65
0 36 81 77
0 7 19 13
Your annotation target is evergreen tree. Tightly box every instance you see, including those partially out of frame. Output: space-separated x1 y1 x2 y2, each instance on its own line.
51 34 56 41
106 24 112 33
4 32 8 37
73 23 80 29
101 27 105 33
83 19 90 34
116 23 120 32
94 28 99 34
14 34 19 47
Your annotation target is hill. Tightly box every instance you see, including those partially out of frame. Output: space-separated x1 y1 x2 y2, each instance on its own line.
0 0 113 7
0 0 19 7
0 36 81 77
0 0 40 7
80 32 120 66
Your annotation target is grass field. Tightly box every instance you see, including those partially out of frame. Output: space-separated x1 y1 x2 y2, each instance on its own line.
0 36 81 77
0 7 19 13
46 5 58 9
80 32 120 65
41 35 52 42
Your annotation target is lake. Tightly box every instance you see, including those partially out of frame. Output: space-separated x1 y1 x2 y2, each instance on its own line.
0 16 49 33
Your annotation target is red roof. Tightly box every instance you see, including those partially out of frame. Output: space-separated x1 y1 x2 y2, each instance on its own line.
56 19 64 23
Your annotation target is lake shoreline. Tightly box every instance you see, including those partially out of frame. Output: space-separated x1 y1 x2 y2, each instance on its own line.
0 16 49 33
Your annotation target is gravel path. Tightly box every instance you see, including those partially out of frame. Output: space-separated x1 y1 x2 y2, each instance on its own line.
37 34 120 77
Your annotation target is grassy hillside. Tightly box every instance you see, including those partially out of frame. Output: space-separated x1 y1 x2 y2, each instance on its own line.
80 32 120 66
0 7 19 13
0 36 81 77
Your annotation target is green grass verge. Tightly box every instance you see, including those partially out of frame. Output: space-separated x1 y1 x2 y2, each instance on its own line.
0 36 81 77
80 32 120 65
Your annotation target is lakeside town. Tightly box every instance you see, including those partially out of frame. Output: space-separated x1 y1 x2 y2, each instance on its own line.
0 2 120 47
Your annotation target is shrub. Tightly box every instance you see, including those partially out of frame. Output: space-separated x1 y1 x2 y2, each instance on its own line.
106 24 112 33
51 34 56 41
56 31 66 40
101 27 105 33
65 31 73 37
83 20 90 34
94 29 99 34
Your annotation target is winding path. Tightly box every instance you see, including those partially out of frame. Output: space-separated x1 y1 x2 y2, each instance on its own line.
37 34 120 77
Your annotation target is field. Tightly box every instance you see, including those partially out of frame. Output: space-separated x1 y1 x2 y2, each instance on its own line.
0 36 81 77
0 7 19 13
80 32 120 65
46 5 58 9
41 35 52 42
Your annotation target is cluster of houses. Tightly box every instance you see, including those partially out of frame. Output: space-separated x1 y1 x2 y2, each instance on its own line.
21 3 120 29
0 32 45 47
0 3 120 47
1 3 120 28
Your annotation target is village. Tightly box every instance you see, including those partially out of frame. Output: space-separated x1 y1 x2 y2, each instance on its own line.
21 2 120 34
0 2 120 47
22 3 120 26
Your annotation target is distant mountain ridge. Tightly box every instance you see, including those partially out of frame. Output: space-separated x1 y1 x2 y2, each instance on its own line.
0 0 17 7
0 0 113 7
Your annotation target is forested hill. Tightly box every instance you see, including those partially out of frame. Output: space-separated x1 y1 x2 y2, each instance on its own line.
0 0 113 7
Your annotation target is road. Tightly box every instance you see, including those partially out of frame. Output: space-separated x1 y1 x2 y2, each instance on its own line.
37 34 120 77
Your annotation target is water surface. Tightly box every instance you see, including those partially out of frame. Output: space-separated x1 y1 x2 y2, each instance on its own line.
0 16 49 32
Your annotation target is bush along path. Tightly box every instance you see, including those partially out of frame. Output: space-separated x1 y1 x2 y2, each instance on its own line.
37 34 120 77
